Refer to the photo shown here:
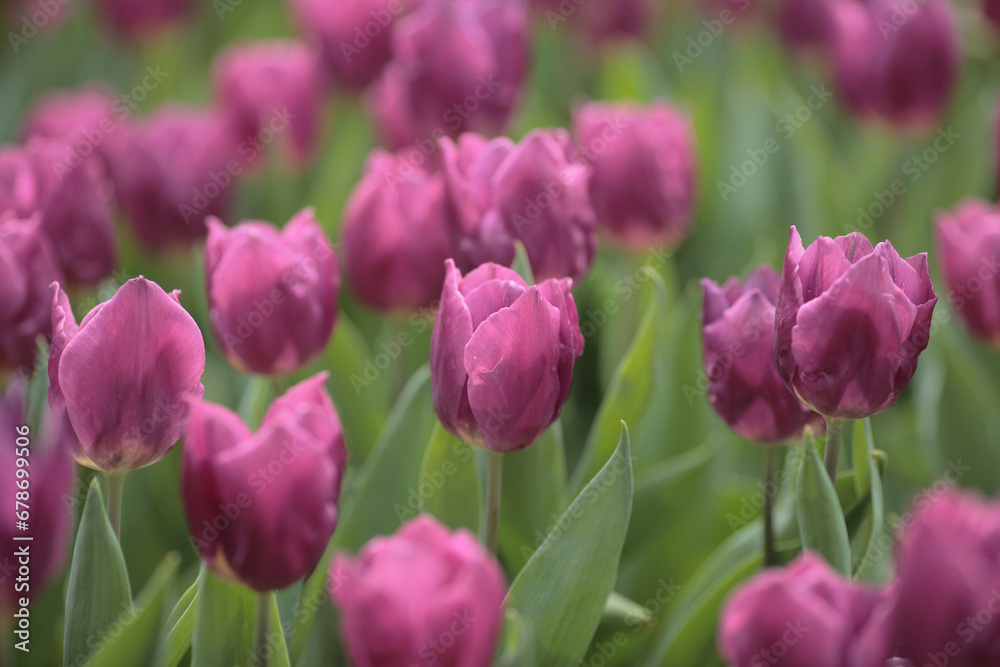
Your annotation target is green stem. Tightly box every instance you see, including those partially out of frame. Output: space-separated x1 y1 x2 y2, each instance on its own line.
823 419 845 484
255 592 270 667
107 472 126 541
763 446 779 567
485 451 504 555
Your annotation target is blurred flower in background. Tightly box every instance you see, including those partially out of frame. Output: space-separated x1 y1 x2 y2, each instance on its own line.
530 0 650 47
97 0 192 40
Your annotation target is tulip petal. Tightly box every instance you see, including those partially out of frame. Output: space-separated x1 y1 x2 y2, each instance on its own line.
536 277 584 413
798 236 854 302
48 282 79 405
430 260 478 442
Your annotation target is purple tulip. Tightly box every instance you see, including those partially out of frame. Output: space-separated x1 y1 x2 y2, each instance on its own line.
183 373 347 592
530 0 648 46
430 259 583 452
290 0 412 89
104 106 235 250
718 552 894 667
366 0 529 149
441 129 597 283
205 209 340 375
97 0 191 38
0 215 63 380
702 265 823 443
19 88 120 154
777 0 837 52
934 199 1000 345
330 514 506 667
773 227 937 420
985 0 1000 29
572 100 696 250
214 41 324 166
888 489 1000 666
0 381 75 615
341 149 454 311
49 277 206 472
0 147 39 218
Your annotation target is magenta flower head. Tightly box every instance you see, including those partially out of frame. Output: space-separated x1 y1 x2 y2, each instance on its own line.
0 147 39 218
702 265 823 443
441 129 597 283
934 199 1000 345
341 149 454 312
183 373 347 592
205 209 340 376
366 0 530 149
97 0 191 39
531 0 648 46
0 215 63 380
773 227 937 420
572 100 696 250
888 489 1000 666
214 41 323 166
330 514 506 667
431 260 583 452
19 88 120 155
48 277 206 472
0 381 75 616
105 106 235 251
718 552 894 667
777 0 837 52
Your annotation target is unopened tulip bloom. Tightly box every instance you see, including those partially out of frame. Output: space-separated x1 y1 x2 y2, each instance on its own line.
0 215 63 379
183 373 347 592
0 381 75 615
774 227 936 421
934 199 1000 345
702 266 823 443
205 209 340 375
97 0 192 38
888 489 1000 666
341 149 453 311
572 101 695 250
0 147 38 218
330 515 506 667
431 260 583 452
985 0 1000 29
366 0 529 148
778 0 837 52
531 0 648 46
441 130 597 283
49 277 206 472
19 89 120 157
719 552 894 667
214 41 323 166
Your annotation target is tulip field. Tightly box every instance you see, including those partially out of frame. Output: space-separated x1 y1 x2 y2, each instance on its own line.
3 0 1000 665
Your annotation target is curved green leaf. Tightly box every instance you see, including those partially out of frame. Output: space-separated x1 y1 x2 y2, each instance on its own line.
417 423 480 532
850 419 885 580
795 436 851 575
158 568 202 667
190 572 256 667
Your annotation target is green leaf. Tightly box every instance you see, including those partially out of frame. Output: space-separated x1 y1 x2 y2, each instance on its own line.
86 552 180 667
495 609 537 667
602 591 653 629
794 435 851 576
159 568 202 667
417 423 480 532
63 479 134 667
190 572 256 667
571 270 666 493
850 419 885 580
237 376 275 430
506 423 634 667
264 592 292 667
511 240 536 284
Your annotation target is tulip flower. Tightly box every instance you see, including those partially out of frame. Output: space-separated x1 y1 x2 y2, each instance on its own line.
777 0 837 52
19 88 120 157
934 199 1000 345
205 209 340 375
985 0 1000 29
888 489 1000 666
48 277 206 474
572 100 696 250
0 381 75 616
366 0 529 149
0 147 39 218
214 41 323 166
97 0 192 39
702 265 823 443
182 373 347 591
341 149 454 311
105 106 235 250
330 515 506 667
531 0 648 46
441 130 597 283
718 552 894 667
0 215 63 381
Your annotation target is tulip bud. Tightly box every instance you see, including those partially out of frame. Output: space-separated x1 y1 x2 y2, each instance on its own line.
366 0 530 148
777 0 837 52
531 0 648 46
0 215 63 380
214 41 324 166
934 199 1000 345
341 149 454 311
888 489 1000 667
985 0 1000 29
0 381 75 616
702 266 823 443
774 226 937 420
105 106 235 250
572 100 696 250
718 552 894 667
182 373 347 592
19 88 119 155
330 515 506 667
0 147 39 218
430 259 583 452
48 277 206 472
205 209 340 375
441 129 597 283
97 0 192 39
